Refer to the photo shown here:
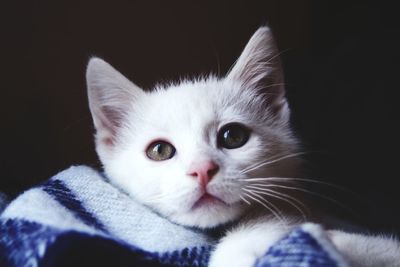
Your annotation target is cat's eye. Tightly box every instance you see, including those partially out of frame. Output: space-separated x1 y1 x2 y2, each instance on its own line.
146 141 176 161
217 123 250 149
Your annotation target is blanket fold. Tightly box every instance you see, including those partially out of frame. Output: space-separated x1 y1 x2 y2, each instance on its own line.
0 166 349 267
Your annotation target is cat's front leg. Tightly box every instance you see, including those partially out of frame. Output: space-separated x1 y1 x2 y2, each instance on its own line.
208 218 294 267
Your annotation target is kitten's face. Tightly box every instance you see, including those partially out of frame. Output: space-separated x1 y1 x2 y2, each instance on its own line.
86 27 299 228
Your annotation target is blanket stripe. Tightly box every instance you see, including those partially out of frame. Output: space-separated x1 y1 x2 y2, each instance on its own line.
0 218 211 267
255 224 348 267
42 179 108 233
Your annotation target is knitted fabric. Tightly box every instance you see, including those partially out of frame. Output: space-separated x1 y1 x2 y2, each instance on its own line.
0 166 349 267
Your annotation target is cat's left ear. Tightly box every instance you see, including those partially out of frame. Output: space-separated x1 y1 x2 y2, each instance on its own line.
86 57 144 149
227 26 287 116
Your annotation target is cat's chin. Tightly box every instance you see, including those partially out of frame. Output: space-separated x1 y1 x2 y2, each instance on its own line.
169 201 245 229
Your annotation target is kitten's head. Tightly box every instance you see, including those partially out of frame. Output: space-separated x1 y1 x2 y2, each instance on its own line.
86 27 300 228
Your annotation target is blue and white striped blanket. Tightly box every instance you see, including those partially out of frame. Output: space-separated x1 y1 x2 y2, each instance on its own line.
0 166 349 267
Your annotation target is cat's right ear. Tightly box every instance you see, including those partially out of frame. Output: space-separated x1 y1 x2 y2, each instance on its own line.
86 57 143 147
227 27 287 118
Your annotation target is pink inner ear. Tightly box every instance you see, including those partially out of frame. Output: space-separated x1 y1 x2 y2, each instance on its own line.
270 102 283 116
93 105 124 147
102 137 114 146
100 106 125 133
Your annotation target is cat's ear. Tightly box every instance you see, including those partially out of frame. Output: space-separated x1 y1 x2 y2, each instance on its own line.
86 57 143 147
227 27 287 116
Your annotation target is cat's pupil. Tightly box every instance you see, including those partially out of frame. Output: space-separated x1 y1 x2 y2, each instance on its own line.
153 144 163 153
218 123 250 149
224 129 240 143
146 141 176 161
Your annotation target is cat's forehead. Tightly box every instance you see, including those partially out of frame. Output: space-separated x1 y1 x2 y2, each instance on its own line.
139 78 246 128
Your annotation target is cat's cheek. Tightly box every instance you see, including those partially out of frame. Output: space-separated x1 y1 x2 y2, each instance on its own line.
225 136 265 167
104 148 163 201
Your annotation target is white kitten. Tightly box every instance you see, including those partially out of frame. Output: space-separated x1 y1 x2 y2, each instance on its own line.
86 27 400 267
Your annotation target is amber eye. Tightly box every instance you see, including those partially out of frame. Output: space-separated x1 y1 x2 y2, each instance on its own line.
146 141 176 161
217 123 250 149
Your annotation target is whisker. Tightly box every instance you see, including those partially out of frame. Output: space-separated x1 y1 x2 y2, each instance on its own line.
242 177 353 194
245 185 307 209
238 152 292 174
239 152 306 174
250 183 356 214
244 187 307 221
237 152 294 174
243 191 285 223
240 195 251 205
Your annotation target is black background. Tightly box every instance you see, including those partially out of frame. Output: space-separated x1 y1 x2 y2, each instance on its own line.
1 1 399 233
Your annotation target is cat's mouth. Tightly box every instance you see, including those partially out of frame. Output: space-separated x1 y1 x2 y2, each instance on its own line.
191 193 226 210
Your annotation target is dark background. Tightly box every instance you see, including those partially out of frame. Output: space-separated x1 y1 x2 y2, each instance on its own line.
1 1 399 233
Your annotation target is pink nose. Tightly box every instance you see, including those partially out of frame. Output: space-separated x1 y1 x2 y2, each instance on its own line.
188 161 219 187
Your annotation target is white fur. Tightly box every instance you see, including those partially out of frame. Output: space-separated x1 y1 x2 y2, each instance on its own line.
86 26 298 228
329 230 400 267
209 217 294 267
86 26 400 266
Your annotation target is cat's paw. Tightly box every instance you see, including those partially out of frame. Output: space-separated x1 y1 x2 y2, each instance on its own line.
208 241 260 267
208 221 288 267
